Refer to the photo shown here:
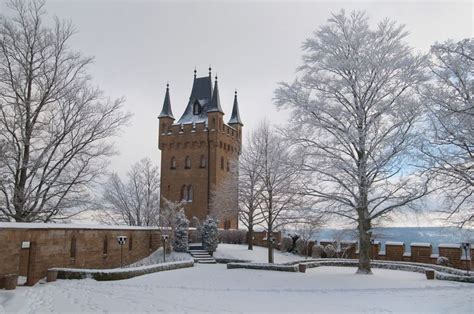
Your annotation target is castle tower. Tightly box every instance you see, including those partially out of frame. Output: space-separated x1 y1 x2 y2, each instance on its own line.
158 69 242 229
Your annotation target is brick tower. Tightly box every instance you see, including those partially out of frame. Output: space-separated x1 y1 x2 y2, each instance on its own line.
158 68 243 229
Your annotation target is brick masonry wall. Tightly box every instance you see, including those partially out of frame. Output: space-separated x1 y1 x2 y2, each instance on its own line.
313 239 473 271
0 226 171 288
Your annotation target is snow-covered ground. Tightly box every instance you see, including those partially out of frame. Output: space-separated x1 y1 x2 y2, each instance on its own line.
214 243 306 263
1 265 472 313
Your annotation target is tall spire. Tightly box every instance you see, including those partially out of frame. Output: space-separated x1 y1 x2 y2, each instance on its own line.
208 75 224 113
228 90 243 125
158 83 174 119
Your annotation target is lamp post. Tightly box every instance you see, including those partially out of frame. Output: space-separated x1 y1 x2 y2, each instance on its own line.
116 236 127 268
461 242 471 275
161 235 169 263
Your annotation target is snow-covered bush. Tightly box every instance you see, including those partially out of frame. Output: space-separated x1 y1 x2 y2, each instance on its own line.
324 244 336 258
280 236 293 253
311 245 325 258
173 210 189 252
437 256 450 266
202 217 219 255
295 238 307 256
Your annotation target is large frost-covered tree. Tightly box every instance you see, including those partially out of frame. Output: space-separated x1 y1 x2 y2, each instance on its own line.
100 158 160 226
275 10 430 273
0 0 131 222
421 38 473 228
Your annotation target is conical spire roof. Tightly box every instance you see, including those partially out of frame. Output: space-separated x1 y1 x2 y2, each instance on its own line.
158 84 174 119
228 90 243 126
208 76 224 113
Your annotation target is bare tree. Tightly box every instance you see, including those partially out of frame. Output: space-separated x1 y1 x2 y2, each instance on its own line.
421 38 473 228
99 158 160 226
275 10 430 273
210 144 265 250
254 121 308 263
0 0 131 222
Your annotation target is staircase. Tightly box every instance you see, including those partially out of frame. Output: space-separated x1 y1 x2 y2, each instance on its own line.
189 244 216 264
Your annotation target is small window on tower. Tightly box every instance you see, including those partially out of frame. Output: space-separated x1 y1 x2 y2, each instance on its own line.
187 185 193 202
185 156 191 169
171 157 177 169
181 185 188 201
221 157 224 170
193 101 201 115
200 155 207 168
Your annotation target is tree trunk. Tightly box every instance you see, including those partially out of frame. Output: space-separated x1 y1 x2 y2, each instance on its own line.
267 224 274 264
357 213 372 274
248 227 254 250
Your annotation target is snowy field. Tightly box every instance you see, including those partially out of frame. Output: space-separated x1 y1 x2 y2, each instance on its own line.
1 264 473 313
214 244 306 263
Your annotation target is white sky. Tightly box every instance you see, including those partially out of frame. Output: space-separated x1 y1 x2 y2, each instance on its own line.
0 0 472 226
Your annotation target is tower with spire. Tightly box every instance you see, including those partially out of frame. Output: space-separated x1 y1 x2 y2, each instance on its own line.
158 68 243 229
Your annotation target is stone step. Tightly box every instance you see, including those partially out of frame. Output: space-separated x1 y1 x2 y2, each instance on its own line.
198 260 217 264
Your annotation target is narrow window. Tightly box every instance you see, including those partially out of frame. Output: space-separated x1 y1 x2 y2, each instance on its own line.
103 236 108 255
181 185 188 201
70 236 76 259
149 234 153 250
171 156 176 169
187 185 193 202
221 157 224 170
129 235 133 251
211 118 216 130
193 101 200 115
200 155 207 168
185 156 191 169
220 141 222 148
227 161 230 172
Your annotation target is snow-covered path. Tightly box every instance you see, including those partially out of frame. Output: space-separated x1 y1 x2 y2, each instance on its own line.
1 265 472 313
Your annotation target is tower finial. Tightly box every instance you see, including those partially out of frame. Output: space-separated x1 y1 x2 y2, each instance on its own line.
215 74 218 82
209 65 212 77
194 67 197 79
167 81 169 88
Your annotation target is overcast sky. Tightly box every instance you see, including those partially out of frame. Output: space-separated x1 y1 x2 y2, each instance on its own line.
1 0 472 225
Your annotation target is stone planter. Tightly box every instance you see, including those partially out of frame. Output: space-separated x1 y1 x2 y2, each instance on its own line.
4 274 18 290
47 270 58 282
298 263 307 273
425 270 435 280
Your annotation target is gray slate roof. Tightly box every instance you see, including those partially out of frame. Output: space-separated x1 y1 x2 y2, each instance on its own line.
158 84 174 119
228 91 243 126
177 75 224 125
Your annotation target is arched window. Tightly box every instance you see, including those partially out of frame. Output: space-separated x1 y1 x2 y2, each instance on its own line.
221 156 224 170
200 155 207 168
171 156 176 169
211 118 216 130
227 161 230 172
187 185 193 202
193 101 201 115
103 236 108 255
129 235 133 251
181 185 188 201
70 236 76 259
185 156 191 169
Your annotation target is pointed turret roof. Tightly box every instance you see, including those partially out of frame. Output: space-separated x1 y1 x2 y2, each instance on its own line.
208 76 224 114
158 83 174 119
228 90 243 126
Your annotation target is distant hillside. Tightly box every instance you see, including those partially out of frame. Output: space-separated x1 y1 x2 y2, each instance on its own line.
314 227 473 252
